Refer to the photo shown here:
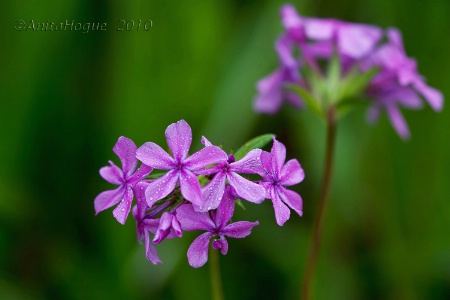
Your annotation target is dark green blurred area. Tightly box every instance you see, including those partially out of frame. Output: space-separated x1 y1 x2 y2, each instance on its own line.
1 0 449 299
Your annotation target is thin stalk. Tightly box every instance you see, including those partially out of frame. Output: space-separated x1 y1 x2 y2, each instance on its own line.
301 106 337 300
209 248 224 300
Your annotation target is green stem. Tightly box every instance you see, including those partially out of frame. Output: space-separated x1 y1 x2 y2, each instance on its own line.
301 106 337 300
210 248 224 300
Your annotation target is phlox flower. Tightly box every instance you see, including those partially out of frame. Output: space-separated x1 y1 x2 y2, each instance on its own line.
94 136 152 224
176 187 259 268
259 138 304 226
198 137 266 211
363 28 444 138
136 120 228 208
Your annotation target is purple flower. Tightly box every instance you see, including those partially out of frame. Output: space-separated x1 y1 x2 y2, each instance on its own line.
136 120 228 208
363 28 444 138
94 136 153 224
152 211 182 244
177 188 259 268
259 138 304 226
198 137 266 211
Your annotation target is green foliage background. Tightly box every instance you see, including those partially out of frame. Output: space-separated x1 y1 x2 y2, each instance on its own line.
1 1 449 299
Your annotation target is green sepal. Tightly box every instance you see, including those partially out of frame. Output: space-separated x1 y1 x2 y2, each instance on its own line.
235 198 246 210
287 84 323 117
234 134 275 161
339 66 379 102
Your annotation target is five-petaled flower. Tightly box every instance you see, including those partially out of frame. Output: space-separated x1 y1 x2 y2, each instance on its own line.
198 137 266 211
94 136 153 224
136 120 228 208
259 138 304 226
177 187 259 268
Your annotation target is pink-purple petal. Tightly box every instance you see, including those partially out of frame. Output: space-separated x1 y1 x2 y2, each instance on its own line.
227 172 266 204
128 164 153 184
386 104 410 139
230 149 264 174
278 186 303 217
222 221 259 238
94 186 125 214
184 146 228 172
113 136 138 178
165 119 192 162
144 231 162 265
270 188 291 226
200 172 226 212
212 236 229 255
187 232 213 268
280 159 305 186
214 188 235 228
99 162 123 185
176 204 215 231
144 170 179 207
179 169 203 207
136 142 175 170
112 186 134 224
271 138 287 175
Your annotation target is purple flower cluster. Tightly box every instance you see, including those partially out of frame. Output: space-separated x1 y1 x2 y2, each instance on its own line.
254 4 443 139
94 120 304 267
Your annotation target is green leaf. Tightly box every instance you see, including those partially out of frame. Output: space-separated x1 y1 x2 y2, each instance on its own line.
287 84 323 117
234 133 274 160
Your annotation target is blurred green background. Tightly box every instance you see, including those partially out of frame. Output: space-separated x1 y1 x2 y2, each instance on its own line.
1 0 449 299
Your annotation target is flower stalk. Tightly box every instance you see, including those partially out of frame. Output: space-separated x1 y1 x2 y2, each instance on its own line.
301 105 337 300
210 247 224 300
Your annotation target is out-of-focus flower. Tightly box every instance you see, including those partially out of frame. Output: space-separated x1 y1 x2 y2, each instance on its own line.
363 28 444 138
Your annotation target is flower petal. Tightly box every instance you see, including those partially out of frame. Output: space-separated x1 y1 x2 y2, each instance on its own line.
99 162 123 185
132 181 151 220
338 24 382 59
270 187 291 226
179 169 203 207
165 119 192 162
128 164 153 184
153 212 180 244
414 80 444 112
278 186 303 217
187 232 213 268
230 149 264 175
212 236 229 255
94 186 125 214
280 159 305 186
386 104 410 139
113 186 134 224
270 138 286 176
227 172 265 204
222 221 259 238
177 204 215 231
259 151 273 180
214 187 235 228
144 231 162 265
200 172 226 212
145 170 179 207
184 146 228 172
254 69 284 114
136 142 174 170
113 136 138 178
